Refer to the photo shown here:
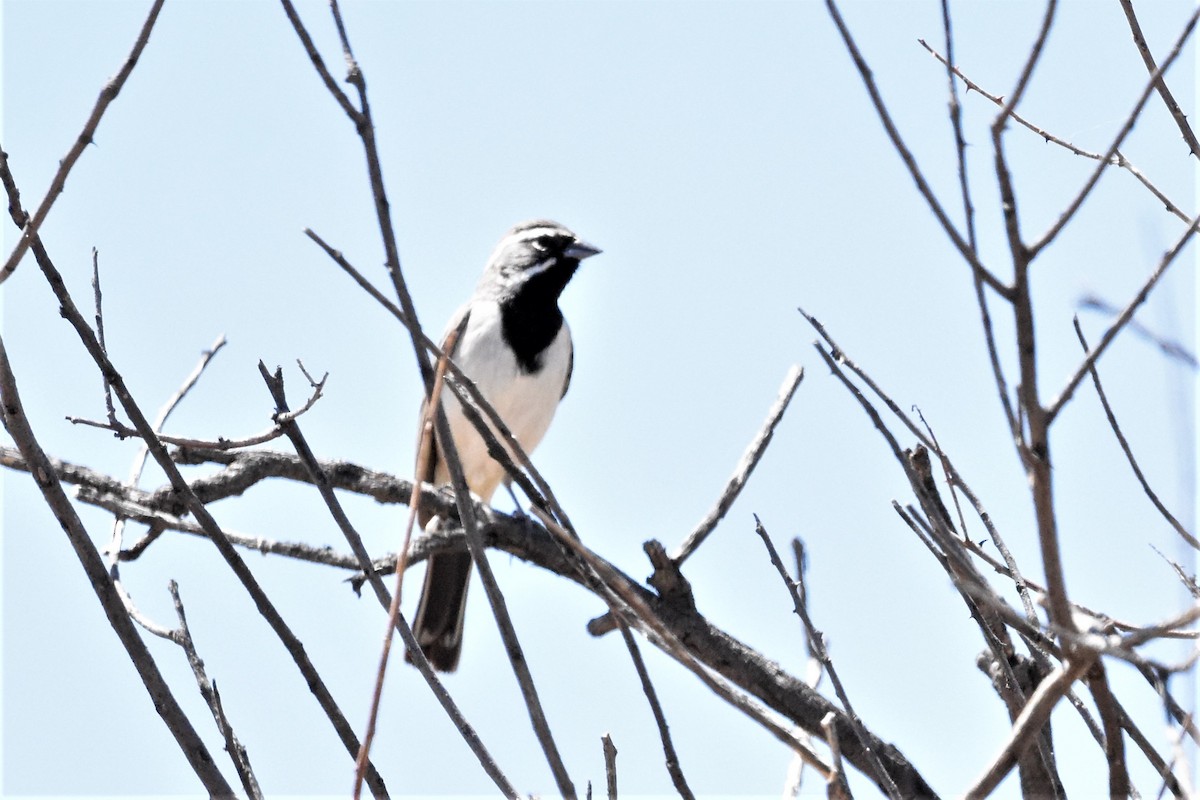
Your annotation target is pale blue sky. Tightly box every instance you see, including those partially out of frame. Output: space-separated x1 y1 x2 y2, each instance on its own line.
2 1 1196 796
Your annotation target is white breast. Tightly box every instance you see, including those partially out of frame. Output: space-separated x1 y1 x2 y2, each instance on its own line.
437 301 572 502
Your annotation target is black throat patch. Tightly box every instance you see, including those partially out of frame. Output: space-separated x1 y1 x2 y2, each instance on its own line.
499 258 577 374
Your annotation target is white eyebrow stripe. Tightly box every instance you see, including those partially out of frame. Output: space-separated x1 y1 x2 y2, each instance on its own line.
511 226 564 242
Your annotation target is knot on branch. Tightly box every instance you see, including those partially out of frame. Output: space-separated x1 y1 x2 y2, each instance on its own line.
645 539 695 612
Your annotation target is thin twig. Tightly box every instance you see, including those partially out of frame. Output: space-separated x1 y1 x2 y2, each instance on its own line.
344 317 512 800
820 0 1008 296
753 518 902 800
278 0 434 392
821 712 853 800
8 165 390 799
1028 7 1200 259
1118 0 1200 159
106 334 227 557
614 624 695 800
671 365 803 565
0 0 166 286
91 248 117 425
169 581 263 800
1073 318 1197 548
1086 661 1132 800
919 38 1192 225
1047 213 1200 422
67 372 323 449
434 390 578 798
533 508 838 784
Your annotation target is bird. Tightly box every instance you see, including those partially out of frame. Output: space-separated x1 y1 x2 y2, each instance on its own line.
408 219 601 671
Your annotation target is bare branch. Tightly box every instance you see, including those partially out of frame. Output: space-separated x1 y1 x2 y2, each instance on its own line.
1073 318 1197 549
67 372 323 450
1047 215 1200 422
614 623 695 800
601 734 618 800
278 0 435 393
4 158 391 799
434 386 578 799
753 518 901 800
1028 7 1200 259
90 248 118 425
820 0 1008 296
0 0 166 285
920 39 1192 225
965 656 1096 800
821 712 853 800
0 336 234 795
1085 662 1131 800
672 364 804 564
1118 0 1200 158
169 581 263 800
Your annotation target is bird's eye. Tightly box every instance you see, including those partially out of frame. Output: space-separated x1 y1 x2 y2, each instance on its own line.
531 237 550 253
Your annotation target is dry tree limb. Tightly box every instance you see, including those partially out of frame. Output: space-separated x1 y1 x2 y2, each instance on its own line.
821 712 853 800
0 0 165 285
254 357 518 800
0 337 234 795
929 1 1021 444
2 433 938 796
534 511 846 790
278 0 434 391
601 734 618 800
1085 661 1132 800
90 248 118 426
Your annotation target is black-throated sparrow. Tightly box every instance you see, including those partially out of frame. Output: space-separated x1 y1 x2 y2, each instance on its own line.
409 219 600 671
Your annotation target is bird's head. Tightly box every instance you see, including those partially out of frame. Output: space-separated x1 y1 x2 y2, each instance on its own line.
480 219 601 300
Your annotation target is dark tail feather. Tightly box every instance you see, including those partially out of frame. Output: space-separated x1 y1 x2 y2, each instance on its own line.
407 550 472 672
